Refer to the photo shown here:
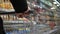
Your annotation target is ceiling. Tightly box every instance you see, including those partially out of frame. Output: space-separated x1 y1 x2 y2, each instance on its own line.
57 0 60 3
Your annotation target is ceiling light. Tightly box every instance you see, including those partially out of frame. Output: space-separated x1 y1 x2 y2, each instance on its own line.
53 0 56 1
51 7 55 9
33 5 36 7
57 5 59 6
53 2 57 4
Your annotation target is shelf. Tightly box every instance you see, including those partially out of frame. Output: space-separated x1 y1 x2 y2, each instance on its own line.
3 21 23 23
3 20 35 24
0 8 14 12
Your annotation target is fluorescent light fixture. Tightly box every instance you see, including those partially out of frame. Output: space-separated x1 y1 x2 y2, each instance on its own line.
54 0 60 5
34 5 36 7
53 0 57 1
51 7 55 9
53 2 57 4
57 5 59 6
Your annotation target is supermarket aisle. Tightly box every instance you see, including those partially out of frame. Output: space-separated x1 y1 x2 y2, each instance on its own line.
0 0 60 34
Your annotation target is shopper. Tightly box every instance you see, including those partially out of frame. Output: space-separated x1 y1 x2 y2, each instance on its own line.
0 0 28 34
10 0 28 18
0 17 5 34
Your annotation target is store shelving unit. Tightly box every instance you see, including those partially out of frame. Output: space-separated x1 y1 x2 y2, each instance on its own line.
27 0 56 24
0 13 33 34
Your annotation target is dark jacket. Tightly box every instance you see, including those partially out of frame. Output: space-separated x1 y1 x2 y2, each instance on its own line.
10 0 28 13
0 17 5 34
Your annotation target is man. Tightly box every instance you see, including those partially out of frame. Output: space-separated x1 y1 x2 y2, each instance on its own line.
0 0 28 34
10 0 28 18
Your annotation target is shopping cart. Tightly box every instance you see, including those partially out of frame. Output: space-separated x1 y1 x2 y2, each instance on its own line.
3 20 32 34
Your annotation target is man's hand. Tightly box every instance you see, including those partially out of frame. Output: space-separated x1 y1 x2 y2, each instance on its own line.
15 10 29 18
15 13 23 18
